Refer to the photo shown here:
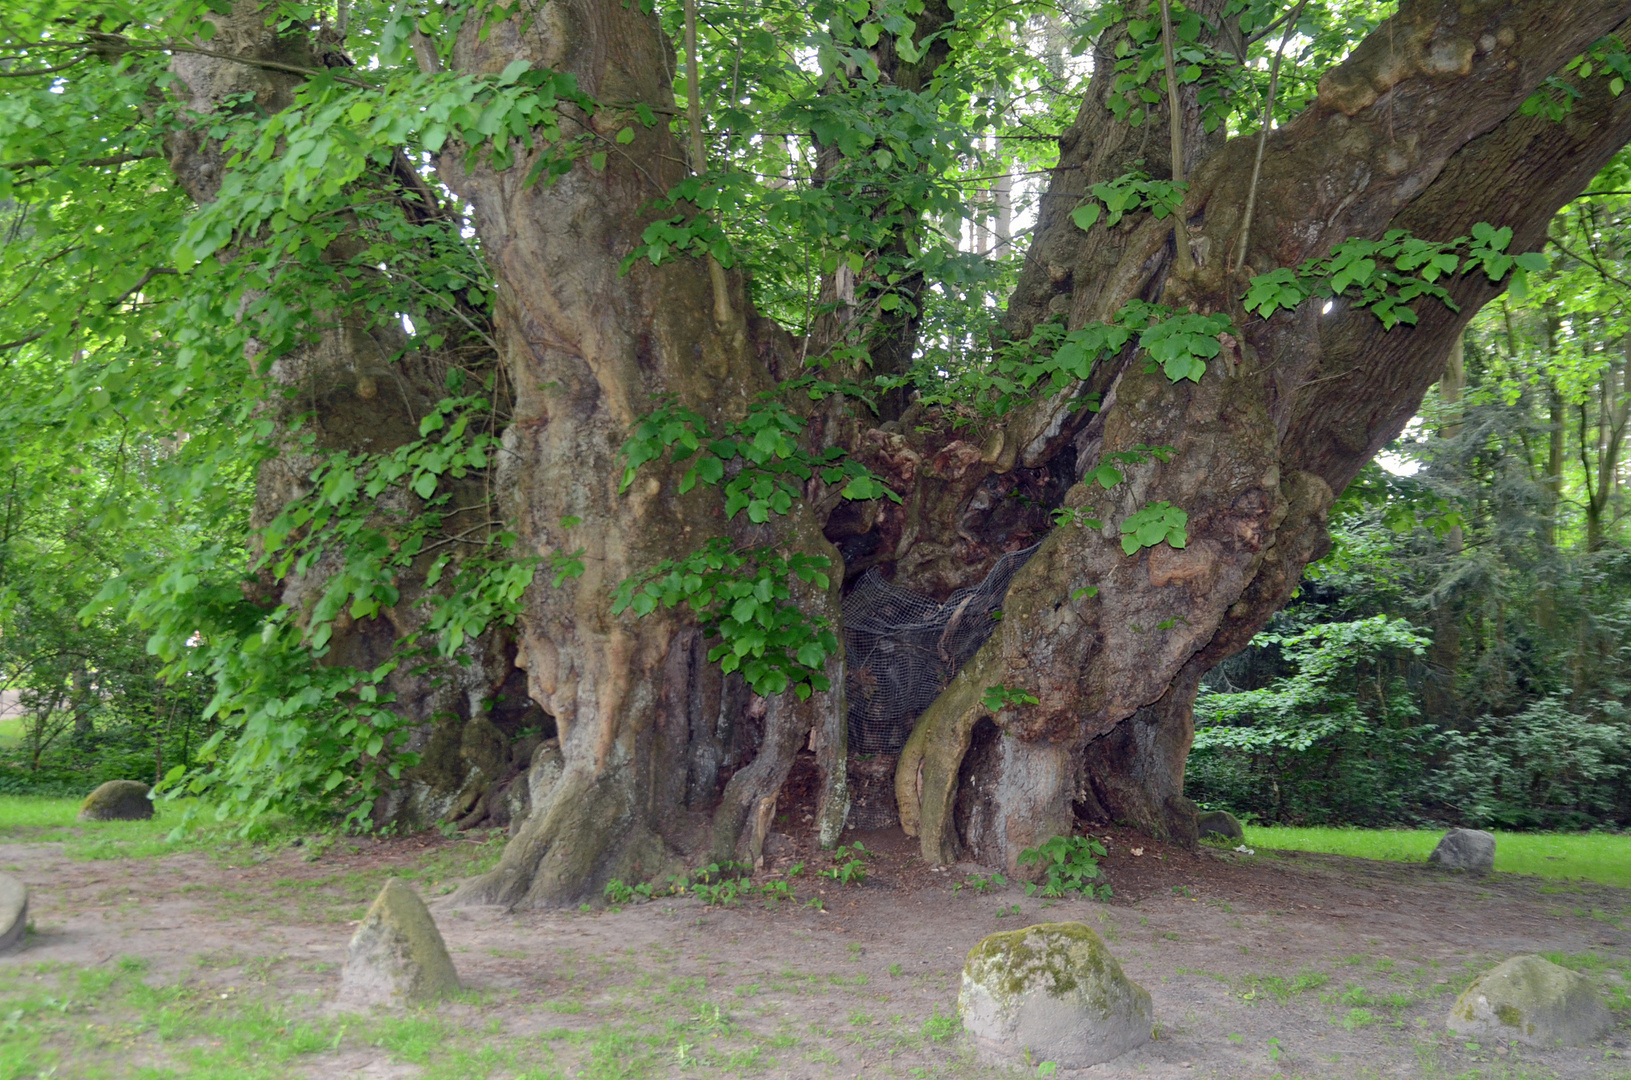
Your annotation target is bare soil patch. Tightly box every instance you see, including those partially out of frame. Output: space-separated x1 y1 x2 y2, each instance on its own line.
3 821 1629 1079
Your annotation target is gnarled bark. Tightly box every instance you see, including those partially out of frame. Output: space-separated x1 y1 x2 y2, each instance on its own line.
440 0 849 907
895 0 1631 871
170 0 1631 901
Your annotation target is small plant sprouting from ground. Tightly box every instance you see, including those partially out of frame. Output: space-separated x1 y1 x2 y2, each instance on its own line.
1236 970 1330 1004
818 842 872 886
605 859 813 909
953 872 1007 894
1017 835 1112 899
603 879 654 905
920 1006 958 1043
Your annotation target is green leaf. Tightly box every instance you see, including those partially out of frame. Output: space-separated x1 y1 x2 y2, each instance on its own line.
1071 203 1102 231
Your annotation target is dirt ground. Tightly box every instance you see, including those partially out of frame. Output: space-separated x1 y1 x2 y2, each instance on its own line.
3 820 1630 1080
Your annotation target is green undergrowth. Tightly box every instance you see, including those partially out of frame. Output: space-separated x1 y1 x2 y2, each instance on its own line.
1246 826 1631 889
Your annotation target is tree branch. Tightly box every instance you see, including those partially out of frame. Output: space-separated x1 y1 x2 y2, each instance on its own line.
2 151 160 171
1234 0 1308 274
87 33 376 89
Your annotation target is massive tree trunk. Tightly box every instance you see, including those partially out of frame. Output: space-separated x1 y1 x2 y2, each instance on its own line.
450 0 1631 898
896 0 1631 869
441 0 850 906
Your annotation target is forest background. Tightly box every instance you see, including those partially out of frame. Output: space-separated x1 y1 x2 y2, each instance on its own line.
1 0 1629 839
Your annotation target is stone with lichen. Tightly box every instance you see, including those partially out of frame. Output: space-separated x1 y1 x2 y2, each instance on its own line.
338 878 460 1008
78 780 154 821
1448 954 1611 1047
1196 810 1243 841
959 921 1151 1068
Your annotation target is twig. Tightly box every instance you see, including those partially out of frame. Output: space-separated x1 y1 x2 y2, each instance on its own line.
1234 0 1308 274
0 267 176 353
89 34 376 89
0 329 45 353
1159 0 1192 275
2 151 159 171
0 54 90 78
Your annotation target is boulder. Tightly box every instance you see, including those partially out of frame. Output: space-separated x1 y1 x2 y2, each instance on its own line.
1448 955 1612 1047
1196 810 1244 841
77 780 154 822
338 878 460 1008
1429 828 1495 873
959 922 1152 1068
0 873 27 953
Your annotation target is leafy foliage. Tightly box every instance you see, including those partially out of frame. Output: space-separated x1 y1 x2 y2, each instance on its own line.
1016 834 1111 899
612 540 839 698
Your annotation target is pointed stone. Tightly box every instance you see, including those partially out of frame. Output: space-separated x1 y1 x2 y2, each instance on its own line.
0 873 27 953
338 878 460 1008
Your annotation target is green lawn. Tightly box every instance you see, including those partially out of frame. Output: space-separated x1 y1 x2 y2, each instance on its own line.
1248 826 1631 889
0 794 217 861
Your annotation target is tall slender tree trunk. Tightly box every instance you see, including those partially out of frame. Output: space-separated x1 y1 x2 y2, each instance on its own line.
1425 336 1464 723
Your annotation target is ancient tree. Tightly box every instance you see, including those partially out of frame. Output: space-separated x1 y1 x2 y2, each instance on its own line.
8 0 1631 904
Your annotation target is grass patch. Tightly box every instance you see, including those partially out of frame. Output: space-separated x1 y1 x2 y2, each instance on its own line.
0 794 197 859
1246 826 1631 889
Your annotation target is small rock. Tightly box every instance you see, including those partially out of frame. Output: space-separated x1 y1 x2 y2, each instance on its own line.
338 879 460 1008
0 873 27 952
1448 955 1611 1047
78 780 154 822
1429 828 1495 873
1196 811 1243 841
959 921 1152 1068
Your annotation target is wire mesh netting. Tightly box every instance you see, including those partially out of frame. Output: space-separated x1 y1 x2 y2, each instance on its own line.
842 544 1040 755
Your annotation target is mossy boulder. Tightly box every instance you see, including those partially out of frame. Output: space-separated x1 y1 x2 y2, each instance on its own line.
0 872 27 953
1448 955 1611 1047
338 878 460 1008
1196 810 1244 841
77 780 153 822
1429 828 1495 873
959 922 1152 1068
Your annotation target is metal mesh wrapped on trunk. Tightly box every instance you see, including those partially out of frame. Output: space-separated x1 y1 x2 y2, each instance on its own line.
842 544 1040 756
